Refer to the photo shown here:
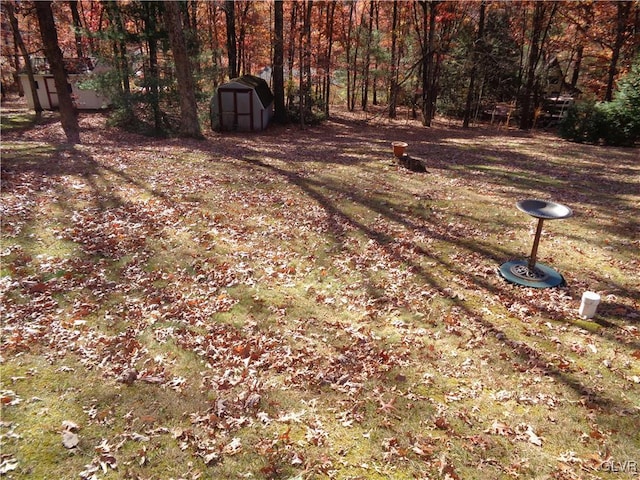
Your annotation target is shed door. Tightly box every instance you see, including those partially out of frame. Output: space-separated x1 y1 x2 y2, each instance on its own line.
45 77 58 108
235 91 252 131
218 87 254 131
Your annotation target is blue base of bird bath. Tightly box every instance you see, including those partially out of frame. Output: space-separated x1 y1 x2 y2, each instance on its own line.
499 260 565 288
499 199 572 289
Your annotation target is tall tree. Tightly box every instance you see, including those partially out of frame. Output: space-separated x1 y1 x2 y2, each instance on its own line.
34 1 80 144
605 1 633 101
5 1 43 118
184 0 201 75
142 1 163 133
345 1 358 111
463 1 486 128
287 1 298 86
236 1 252 75
361 0 374 110
519 1 557 130
322 1 336 116
105 1 133 121
68 0 84 58
419 0 439 126
301 0 313 124
206 1 224 86
273 0 287 123
224 0 237 79
388 0 399 118
164 0 203 138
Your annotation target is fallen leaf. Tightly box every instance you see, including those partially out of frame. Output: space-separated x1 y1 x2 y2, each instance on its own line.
486 420 513 437
223 437 242 455
129 432 150 442
62 430 79 449
62 420 79 432
0 457 19 474
517 424 543 446
435 416 450 430
438 453 460 480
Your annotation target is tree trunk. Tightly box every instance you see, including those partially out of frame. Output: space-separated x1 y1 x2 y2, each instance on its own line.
372 2 380 106
11 27 24 96
519 4 541 130
570 44 583 89
605 1 632 101
323 1 336 116
237 2 251 75
68 0 84 58
348 2 359 111
298 0 313 127
519 2 557 129
224 0 237 79
34 1 80 144
287 1 297 87
144 1 162 133
389 1 399 118
105 0 133 121
420 0 439 127
463 1 485 128
165 1 203 138
361 0 374 111
6 1 43 118
207 2 224 86
273 0 287 123
186 0 201 75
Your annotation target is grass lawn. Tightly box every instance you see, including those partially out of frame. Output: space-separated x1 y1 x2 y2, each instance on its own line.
1 99 639 479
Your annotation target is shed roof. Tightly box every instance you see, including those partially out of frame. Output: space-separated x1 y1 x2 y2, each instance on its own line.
224 75 274 108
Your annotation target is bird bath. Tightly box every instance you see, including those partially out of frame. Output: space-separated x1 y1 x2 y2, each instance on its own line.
499 199 573 288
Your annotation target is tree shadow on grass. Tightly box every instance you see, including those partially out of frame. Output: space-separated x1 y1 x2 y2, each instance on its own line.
228 153 638 413
248 114 640 240
4 108 637 416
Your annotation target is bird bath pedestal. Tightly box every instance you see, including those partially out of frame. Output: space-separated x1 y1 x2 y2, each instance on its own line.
499 199 573 288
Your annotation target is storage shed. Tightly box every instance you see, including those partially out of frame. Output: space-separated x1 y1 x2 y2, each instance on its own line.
18 57 110 110
210 75 274 132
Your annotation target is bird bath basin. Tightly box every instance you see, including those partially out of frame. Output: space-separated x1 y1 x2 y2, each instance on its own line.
516 199 572 220
499 199 573 288
392 141 408 158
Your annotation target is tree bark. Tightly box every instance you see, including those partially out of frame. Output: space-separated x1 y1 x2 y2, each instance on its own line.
347 1 358 111
420 0 439 127
6 1 43 118
224 0 237 79
519 2 557 130
273 0 287 123
323 1 336 116
34 1 80 144
570 44 583 90
165 1 203 138
605 1 632 101
302 0 313 121
361 0 374 111
463 1 485 128
287 1 298 87
389 1 399 118
68 0 84 58
105 0 133 121
143 1 162 133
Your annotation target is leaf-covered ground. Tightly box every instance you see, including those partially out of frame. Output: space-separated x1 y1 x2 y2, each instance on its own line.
1 99 639 479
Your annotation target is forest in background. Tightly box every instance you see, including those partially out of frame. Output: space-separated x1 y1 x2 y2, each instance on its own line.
1 1 639 140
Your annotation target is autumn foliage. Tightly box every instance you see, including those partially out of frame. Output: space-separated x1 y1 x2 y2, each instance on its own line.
1 0 639 132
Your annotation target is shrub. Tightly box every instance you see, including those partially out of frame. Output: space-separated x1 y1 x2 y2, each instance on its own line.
559 58 640 147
